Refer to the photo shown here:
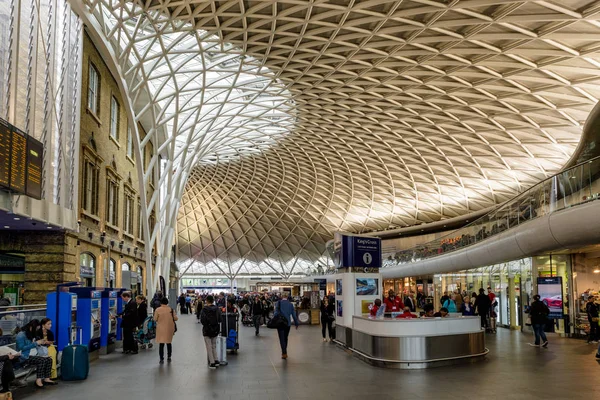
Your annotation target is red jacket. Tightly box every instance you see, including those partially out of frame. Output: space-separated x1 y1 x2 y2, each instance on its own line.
396 311 417 319
384 296 404 312
370 304 379 317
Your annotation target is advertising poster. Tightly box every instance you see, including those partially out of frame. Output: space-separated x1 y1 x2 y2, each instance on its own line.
336 279 343 295
356 278 379 296
537 277 563 318
337 300 343 317
361 300 373 314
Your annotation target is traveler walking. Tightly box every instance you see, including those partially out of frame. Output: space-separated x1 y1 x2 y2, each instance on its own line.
475 288 491 329
119 291 139 354
528 294 550 348
586 296 599 344
154 297 178 364
320 297 335 341
200 295 222 369
252 296 263 336
273 293 299 359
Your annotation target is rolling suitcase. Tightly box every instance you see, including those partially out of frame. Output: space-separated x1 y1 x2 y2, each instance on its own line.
61 328 89 381
216 335 228 366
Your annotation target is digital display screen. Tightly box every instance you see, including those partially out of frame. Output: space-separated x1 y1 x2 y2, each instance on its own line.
0 118 44 199
356 278 379 296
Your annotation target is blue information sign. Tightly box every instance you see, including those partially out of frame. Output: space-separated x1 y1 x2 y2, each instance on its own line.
334 233 381 269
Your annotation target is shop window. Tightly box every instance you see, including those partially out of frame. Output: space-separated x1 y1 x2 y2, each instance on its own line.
110 96 119 141
87 63 100 115
80 252 96 287
82 159 99 215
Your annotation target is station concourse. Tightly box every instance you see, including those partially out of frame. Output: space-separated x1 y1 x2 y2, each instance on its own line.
1 0 600 399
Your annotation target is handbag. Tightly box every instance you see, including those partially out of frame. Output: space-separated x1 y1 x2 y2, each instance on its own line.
36 345 49 357
525 316 532 326
0 391 13 400
170 308 178 333
267 302 288 329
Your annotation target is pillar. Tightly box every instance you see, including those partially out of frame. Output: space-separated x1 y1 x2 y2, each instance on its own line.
508 276 517 329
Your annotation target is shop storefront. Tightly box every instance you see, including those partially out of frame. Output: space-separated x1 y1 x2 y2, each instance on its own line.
0 254 25 306
434 259 533 330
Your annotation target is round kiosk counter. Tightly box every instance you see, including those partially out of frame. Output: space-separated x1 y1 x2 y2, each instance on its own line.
335 316 487 369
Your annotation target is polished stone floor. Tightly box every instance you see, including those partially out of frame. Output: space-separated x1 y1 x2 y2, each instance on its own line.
19 315 600 400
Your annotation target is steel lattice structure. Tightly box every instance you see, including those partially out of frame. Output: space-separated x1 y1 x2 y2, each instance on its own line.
77 0 600 279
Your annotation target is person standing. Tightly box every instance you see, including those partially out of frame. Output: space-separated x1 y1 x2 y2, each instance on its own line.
119 291 139 354
320 297 335 342
136 295 148 328
252 296 263 336
200 295 222 369
454 291 463 312
384 290 404 313
586 296 599 344
185 294 192 314
151 291 163 313
154 297 178 364
443 294 457 313
273 293 299 359
440 291 450 307
528 294 550 347
178 294 187 314
404 293 416 312
475 288 491 329
195 297 203 324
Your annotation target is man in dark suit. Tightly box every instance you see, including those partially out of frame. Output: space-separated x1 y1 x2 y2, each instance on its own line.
119 291 138 354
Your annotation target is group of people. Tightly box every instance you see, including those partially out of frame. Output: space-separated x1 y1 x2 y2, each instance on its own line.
2 318 58 391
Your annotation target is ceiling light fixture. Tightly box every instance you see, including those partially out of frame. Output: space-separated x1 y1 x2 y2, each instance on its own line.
3 226 9 229
594 269 600 274
13 217 20 221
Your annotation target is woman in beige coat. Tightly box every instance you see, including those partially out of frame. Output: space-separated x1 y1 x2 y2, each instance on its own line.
154 297 178 364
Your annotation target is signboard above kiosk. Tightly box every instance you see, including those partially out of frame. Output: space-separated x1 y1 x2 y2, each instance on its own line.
334 233 382 269
0 118 44 200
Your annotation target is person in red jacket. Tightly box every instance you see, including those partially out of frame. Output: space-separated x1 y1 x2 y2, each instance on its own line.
369 298 382 318
384 290 404 313
396 307 417 319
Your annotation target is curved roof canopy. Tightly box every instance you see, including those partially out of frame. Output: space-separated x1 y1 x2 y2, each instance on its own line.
85 0 600 276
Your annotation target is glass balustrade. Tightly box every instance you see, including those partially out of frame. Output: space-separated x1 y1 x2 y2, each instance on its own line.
385 157 600 267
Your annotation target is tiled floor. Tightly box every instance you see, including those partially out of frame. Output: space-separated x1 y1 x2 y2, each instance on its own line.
19 315 600 400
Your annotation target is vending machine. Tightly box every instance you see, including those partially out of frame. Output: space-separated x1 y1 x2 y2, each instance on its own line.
100 289 119 354
69 287 102 358
46 288 78 351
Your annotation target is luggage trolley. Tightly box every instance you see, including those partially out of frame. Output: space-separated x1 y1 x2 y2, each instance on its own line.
221 308 240 353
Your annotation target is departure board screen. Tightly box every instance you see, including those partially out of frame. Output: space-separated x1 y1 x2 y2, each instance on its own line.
26 136 43 199
10 128 27 193
0 118 44 200
0 120 10 188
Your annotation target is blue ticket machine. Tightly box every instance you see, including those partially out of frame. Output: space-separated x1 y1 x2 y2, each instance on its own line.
46 287 78 352
115 288 126 343
100 289 119 354
69 287 102 359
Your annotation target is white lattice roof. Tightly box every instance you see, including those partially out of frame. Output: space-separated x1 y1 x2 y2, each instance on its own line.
83 0 600 276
